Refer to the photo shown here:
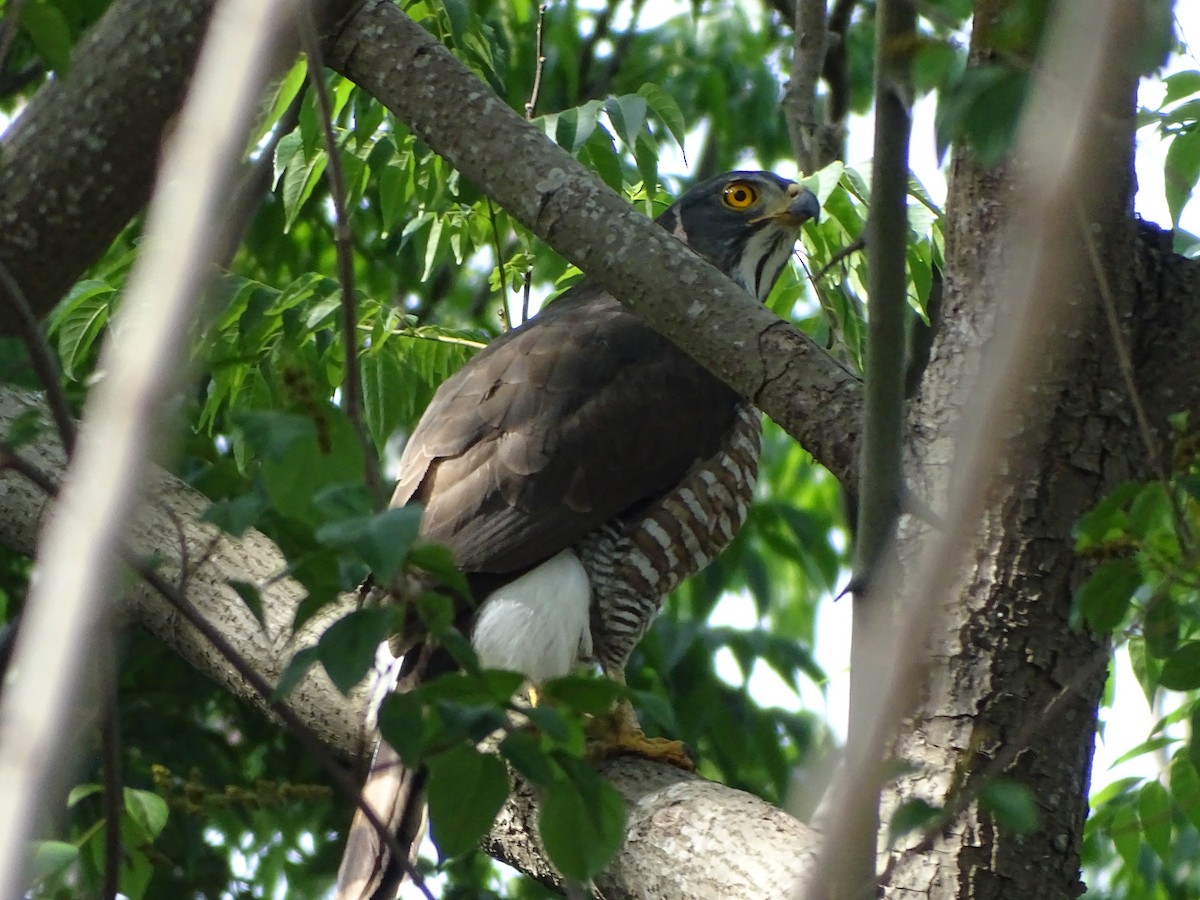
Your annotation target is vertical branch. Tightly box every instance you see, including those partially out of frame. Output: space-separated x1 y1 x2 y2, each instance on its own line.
524 3 547 121
829 0 916 895
294 11 383 503
802 1 1141 896
784 0 829 173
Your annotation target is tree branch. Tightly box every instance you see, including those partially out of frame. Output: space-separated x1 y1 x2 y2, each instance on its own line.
0 383 819 898
322 0 864 495
0 0 217 333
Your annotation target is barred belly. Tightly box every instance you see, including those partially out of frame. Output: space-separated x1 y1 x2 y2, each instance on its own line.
576 403 762 674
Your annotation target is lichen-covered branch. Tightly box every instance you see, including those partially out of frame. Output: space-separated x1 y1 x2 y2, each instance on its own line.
0 385 818 899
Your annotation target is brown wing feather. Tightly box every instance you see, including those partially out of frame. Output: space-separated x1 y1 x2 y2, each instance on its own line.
392 283 741 574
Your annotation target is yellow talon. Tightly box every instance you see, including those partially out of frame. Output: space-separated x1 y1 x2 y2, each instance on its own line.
586 698 695 771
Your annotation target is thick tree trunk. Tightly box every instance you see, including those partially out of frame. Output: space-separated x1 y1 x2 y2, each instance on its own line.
879 5 1200 896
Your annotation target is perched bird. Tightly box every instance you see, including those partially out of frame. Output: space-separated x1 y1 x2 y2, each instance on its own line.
334 170 820 899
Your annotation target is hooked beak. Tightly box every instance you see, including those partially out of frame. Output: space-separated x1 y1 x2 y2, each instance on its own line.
755 183 821 227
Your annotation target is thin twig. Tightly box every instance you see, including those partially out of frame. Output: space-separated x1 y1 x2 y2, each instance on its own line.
830 0 915 891
1079 207 1194 551
100 693 122 900
364 325 486 350
0 261 77 456
524 3 547 120
294 12 383 504
485 199 513 329
813 233 865 281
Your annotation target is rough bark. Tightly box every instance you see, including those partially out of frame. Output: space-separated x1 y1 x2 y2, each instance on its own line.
877 4 1200 898
0 386 818 898
0 0 217 332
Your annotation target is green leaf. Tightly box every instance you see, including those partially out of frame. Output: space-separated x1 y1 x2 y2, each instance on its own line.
378 692 427 766
426 745 510 858
315 506 424 582
1129 637 1162 705
499 730 557 785
1071 559 1140 633
5 409 43 449
555 100 604 155
281 146 328 231
227 580 266 627
202 490 270 537
934 64 1028 164
978 779 1038 833
540 675 622 716
1165 126 1200 228
1110 802 1141 869
1128 482 1172 539
416 669 524 706
1111 735 1176 768
51 280 115 380
1163 70 1200 105
237 408 366 527
887 797 942 845
580 125 622 190
255 59 308 147
67 783 102 806
407 542 470 596
29 840 79 881
1169 751 1200 833
1137 779 1172 863
1160 642 1200 691
21 2 73 73
1143 592 1180 658
318 607 395 694
638 83 688 161
273 645 320 700
540 762 626 880
124 788 169 839
605 94 648 153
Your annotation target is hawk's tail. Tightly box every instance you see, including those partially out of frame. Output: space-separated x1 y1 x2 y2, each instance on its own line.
333 739 428 900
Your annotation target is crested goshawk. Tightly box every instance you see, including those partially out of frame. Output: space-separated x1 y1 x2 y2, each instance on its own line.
335 171 820 899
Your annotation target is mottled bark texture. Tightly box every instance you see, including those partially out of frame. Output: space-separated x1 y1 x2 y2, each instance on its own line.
878 9 1200 900
0 386 818 898
0 0 217 333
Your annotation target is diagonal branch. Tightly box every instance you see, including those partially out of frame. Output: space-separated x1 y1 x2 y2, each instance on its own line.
0 382 819 900
322 0 864 495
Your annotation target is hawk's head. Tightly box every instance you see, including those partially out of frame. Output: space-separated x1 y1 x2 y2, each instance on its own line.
657 171 821 301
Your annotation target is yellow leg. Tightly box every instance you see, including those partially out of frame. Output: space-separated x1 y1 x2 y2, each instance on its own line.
586 668 694 771
527 685 540 707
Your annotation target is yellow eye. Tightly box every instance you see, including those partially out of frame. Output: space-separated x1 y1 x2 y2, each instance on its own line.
722 182 758 209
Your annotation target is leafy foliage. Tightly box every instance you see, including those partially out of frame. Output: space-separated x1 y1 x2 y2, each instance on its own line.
4 0 1196 896
1073 415 1200 896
